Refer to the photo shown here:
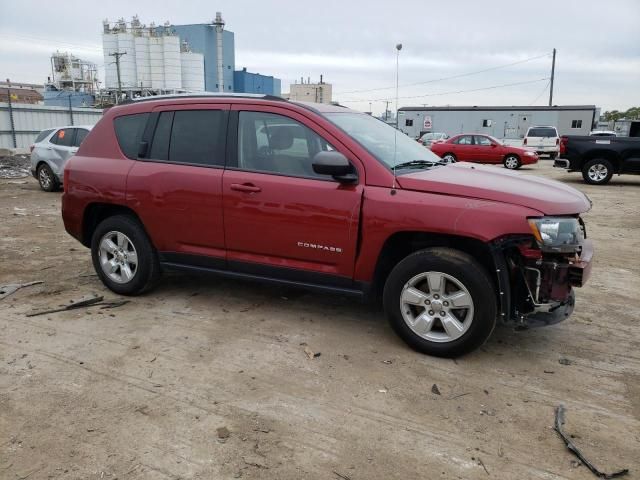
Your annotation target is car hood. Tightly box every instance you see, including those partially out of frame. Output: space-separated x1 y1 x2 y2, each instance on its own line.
396 162 591 215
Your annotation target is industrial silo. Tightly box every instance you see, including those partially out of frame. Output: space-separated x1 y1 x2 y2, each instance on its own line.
115 31 137 88
180 52 205 92
149 36 165 90
102 30 119 89
134 35 151 89
163 35 182 91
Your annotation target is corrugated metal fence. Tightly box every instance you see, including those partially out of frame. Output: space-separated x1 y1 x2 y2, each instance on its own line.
0 102 103 149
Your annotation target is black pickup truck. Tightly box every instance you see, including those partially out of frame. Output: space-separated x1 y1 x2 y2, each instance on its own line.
555 135 640 184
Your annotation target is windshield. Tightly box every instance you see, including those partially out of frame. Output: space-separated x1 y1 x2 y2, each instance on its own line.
324 112 443 170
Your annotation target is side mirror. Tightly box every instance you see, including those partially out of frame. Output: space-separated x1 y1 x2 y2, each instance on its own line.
312 151 357 183
491 143 497 147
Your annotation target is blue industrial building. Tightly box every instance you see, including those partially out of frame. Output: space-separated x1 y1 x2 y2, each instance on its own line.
233 68 281 96
170 23 235 92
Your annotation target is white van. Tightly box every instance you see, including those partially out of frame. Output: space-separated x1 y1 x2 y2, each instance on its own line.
523 126 560 159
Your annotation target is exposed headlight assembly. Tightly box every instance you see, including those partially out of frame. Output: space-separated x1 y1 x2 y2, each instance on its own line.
528 217 584 252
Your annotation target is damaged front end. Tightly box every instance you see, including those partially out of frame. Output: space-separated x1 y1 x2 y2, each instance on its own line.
491 216 593 329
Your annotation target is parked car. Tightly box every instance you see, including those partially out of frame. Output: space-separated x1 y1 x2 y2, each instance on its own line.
589 130 617 137
418 132 449 148
523 126 560 158
61 94 593 357
430 133 538 169
30 125 93 191
556 134 640 184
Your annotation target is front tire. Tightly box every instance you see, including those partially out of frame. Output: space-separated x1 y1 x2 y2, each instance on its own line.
37 163 59 192
383 248 497 357
582 158 613 185
441 153 457 164
503 155 521 169
91 215 160 295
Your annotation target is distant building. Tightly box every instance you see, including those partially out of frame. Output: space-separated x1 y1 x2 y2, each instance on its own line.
0 81 44 96
234 68 281 96
285 76 332 104
398 105 597 139
0 86 43 104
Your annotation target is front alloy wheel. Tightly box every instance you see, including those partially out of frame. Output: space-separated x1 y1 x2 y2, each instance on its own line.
503 155 521 169
383 248 497 357
400 271 474 343
442 153 457 164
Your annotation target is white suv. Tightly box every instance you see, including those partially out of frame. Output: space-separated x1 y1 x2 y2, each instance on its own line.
30 125 92 191
523 126 560 159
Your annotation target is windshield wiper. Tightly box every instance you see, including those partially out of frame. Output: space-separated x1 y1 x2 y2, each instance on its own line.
393 159 445 170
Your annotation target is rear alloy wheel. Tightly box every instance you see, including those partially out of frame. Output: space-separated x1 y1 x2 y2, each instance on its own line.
503 155 521 169
442 153 457 164
383 248 497 357
582 158 613 185
91 215 160 295
37 163 59 192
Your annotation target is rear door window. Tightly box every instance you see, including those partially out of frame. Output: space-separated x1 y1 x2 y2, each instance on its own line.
474 135 492 146
454 135 473 145
168 110 226 166
527 127 557 137
114 113 150 159
74 128 90 146
51 128 75 147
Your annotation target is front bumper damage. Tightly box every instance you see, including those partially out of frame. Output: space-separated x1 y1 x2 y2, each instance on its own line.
490 236 593 329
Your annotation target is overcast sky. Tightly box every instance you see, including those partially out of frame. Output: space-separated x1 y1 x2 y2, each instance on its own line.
1 0 638 114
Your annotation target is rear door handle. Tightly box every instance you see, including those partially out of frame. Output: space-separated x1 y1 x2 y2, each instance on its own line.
230 183 261 193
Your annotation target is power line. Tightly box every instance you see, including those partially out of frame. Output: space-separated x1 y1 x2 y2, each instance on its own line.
0 33 102 53
339 77 550 104
334 53 551 96
529 79 551 105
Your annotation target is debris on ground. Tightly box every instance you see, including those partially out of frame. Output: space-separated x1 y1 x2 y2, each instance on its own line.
0 281 43 301
431 384 441 395
382 359 393 364
333 471 352 480
303 345 321 359
0 155 31 179
558 358 573 365
217 426 231 440
26 295 130 317
554 405 629 479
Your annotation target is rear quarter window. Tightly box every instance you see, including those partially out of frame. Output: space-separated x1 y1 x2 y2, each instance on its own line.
35 129 54 143
114 113 150 159
527 127 557 137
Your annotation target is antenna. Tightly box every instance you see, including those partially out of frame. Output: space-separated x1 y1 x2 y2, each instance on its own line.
392 43 402 190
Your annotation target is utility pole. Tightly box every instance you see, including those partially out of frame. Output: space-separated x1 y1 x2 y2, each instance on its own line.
384 100 390 121
109 51 126 104
548 48 556 106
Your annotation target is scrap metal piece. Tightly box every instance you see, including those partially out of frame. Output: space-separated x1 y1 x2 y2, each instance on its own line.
554 405 629 479
26 294 104 317
0 281 43 301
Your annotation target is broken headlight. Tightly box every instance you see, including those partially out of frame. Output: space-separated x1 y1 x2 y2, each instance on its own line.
528 217 583 253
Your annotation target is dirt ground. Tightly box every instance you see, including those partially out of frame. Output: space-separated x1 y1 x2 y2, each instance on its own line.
1 160 639 480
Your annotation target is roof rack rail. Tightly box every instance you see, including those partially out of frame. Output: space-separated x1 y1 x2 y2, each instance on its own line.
119 92 288 105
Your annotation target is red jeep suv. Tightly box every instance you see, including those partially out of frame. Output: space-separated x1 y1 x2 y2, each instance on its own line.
62 94 593 357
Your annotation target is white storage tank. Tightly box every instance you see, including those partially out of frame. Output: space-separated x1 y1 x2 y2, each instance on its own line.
116 32 137 88
134 36 151 89
102 33 119 89
149 37 165 90
180 52 205 92
162 35 182 91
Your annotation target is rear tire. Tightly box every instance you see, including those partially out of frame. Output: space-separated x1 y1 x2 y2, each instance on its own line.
91 215 161 295
441 153 457 164
37 163 59 192
503 155 521 169
383 248 497 357
582 158 613 185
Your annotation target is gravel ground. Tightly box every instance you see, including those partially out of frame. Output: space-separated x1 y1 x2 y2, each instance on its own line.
1 160 639 479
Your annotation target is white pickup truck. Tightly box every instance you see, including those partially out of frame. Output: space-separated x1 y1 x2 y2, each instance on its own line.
523 126 560 159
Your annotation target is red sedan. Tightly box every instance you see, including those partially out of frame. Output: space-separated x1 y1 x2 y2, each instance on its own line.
430 134 539 169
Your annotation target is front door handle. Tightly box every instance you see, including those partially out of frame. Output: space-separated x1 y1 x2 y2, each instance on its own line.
230 183 261 193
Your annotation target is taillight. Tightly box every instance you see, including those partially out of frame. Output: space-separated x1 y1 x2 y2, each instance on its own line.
560 136 568 154
29 145 35 152
523 138 527 145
